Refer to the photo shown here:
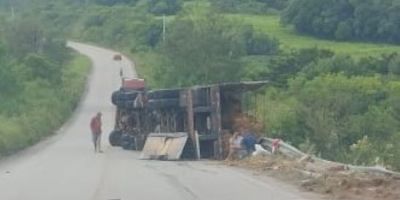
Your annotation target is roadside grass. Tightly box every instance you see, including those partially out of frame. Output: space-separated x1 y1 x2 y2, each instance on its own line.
0 53 90 157
62 53 91 104
228 14 400 57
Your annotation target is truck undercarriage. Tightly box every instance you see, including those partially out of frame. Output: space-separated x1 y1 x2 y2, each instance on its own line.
109 78 267 160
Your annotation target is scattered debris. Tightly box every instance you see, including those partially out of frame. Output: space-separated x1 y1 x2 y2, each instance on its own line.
252 144 271 156
225 138 400 200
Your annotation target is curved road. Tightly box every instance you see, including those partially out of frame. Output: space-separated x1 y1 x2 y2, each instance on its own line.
0 42 322 200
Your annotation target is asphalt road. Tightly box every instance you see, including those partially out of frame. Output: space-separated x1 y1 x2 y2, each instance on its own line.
0 42 322 200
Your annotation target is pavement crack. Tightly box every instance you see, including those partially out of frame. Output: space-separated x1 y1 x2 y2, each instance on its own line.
141 163 198 200
160 172 199 200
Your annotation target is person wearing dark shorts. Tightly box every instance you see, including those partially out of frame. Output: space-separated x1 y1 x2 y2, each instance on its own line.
242 132 257 155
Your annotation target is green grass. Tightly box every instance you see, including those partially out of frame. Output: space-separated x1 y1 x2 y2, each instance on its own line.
228 14 400 57
0 53 91 157
62 53 91 102
131 51 165 88
67 54 91 73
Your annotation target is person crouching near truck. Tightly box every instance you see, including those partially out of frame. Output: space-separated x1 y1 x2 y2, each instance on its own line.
90 112 103 153
242 130 257 155
225 132 243 161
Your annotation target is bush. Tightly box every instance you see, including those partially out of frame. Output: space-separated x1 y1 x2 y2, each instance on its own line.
242 26 279 55
258 73 400 169
147 0 182 15
23 54 61 83
243 48 334 87
153 9 246 87
246 34 279 55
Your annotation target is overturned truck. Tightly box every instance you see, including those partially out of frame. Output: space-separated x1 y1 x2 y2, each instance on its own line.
109 78 267 160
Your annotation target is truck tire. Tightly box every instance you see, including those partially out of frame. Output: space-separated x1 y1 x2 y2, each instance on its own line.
122 141 135 150
112 90 138 101
119 91 138 101
111 90 121 105
121 134 136 150
147 98 180 109
147 90 180 100
112 90 139 108
109 130 122 146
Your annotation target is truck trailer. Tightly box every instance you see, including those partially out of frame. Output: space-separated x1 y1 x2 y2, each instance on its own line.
109 78 267 160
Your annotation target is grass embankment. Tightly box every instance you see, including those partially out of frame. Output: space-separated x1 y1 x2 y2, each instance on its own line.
0 53 91 157
228 14 400 57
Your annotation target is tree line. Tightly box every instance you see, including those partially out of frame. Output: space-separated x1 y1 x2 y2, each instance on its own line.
211 0 289 14
282 0 400 43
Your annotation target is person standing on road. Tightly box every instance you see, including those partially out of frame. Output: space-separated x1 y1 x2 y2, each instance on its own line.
90 112 103 153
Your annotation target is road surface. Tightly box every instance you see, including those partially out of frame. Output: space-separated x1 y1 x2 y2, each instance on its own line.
0 42 322 200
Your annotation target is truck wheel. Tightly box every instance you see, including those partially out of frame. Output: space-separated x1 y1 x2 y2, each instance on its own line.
147 98 180 109
122 141 133 150
111 91 121 106
121 134 136 150
121 137 136 150
111 90 139 106
148 90 180 100
119 91 138 101
109 130 122 146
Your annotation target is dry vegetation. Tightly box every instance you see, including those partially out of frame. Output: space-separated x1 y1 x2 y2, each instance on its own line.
226 155 400 200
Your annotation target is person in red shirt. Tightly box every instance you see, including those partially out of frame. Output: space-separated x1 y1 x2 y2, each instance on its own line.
90 112 103 153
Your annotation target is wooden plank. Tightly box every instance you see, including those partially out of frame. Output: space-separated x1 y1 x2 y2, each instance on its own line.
193 106 212 113
140 137 166 160
210 86 223 159
186 89 200 160
140 133 189 160
165 136 188 160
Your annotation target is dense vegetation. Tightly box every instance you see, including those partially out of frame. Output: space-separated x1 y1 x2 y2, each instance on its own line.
252 51 400 168
211 0 289 14
0 8 90 155
3 0 400 170
282 0 400 44
152 8 279 87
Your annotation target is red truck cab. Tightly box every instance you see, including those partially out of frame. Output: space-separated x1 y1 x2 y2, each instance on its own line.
121 78 145 91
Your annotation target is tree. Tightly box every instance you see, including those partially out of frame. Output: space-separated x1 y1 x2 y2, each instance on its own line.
5 18 45 59
243 26 279 55
147 0 182 15
288 75 399 160
255 48 334 87
0 62 19 99
155 10 245 87
335 21 353 40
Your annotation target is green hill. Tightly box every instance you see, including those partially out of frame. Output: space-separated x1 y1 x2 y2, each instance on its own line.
229 14 400 57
